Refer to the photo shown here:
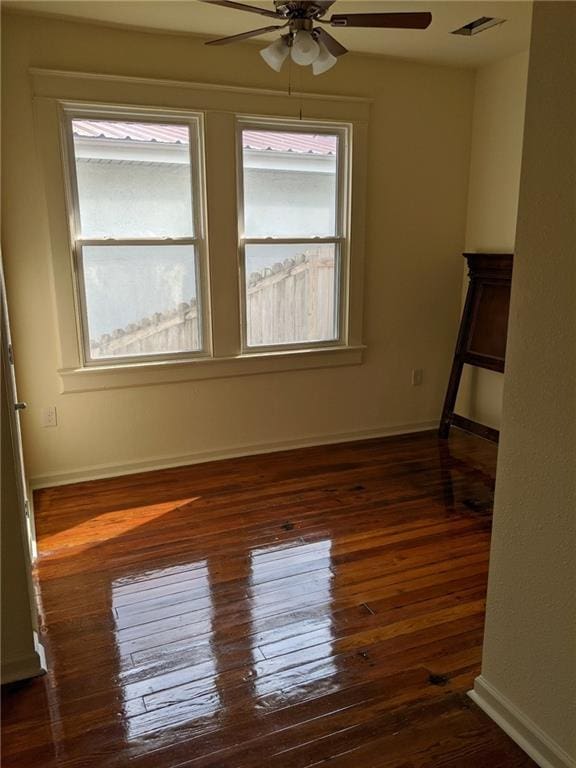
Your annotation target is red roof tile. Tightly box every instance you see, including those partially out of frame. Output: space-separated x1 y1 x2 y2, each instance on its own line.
72 120 336 155
242 130 336 155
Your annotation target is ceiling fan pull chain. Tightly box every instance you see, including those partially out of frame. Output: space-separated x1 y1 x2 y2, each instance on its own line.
287 58 304 120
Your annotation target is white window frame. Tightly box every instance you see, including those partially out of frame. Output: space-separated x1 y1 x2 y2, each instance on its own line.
32 69 369 393
236 117 351 354
60 102 212 367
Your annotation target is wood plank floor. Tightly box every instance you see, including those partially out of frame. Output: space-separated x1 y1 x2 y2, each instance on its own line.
2 431 536 767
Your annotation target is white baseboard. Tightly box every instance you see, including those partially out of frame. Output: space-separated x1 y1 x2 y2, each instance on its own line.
1 647 45 685
469 676 575 768
29 420 438 489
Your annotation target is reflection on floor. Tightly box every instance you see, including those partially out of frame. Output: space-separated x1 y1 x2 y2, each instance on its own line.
1 430 536 767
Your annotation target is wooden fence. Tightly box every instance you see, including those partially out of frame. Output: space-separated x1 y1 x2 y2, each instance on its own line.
246 252 336 346
92 252 335 358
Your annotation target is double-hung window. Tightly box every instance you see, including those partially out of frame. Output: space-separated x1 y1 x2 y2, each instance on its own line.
64 108 208 364
237 120 350 350
51 94 362 389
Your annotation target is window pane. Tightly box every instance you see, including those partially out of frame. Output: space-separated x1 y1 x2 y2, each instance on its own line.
245 244 338 347
242 130 338 238
72 119 194 238
82 245 201 359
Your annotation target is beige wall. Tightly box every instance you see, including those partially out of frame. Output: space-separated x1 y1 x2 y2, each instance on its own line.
457 50 529 429
473 2 576 764
1 11 475 485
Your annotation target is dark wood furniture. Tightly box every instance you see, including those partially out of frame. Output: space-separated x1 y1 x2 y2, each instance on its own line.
439 253 513 442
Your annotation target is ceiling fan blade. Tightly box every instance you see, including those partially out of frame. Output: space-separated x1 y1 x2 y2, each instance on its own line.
205 24 285 45
329 12 432 29
315 27 348 57
201 0 282 20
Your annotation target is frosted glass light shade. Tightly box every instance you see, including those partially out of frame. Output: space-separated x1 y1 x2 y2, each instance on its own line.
291 30 320 66
312 40 337 75
260 38 290 71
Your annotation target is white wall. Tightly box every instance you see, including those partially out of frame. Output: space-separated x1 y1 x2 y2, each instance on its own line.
457 50 529 429
2 11 475 486
76 159 194 239
244 167 336 238
472 3 576 766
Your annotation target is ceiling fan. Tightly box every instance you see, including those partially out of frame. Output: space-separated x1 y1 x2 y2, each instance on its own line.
202 1 432 75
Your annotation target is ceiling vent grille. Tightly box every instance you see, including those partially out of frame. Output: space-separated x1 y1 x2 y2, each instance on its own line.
452 17 506 36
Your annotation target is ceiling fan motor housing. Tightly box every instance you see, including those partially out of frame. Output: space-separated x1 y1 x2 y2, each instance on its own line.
290 18 314 32
273 1 335 20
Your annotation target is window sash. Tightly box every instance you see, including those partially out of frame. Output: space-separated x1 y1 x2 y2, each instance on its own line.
61 106 210 366
236 119 351 353
73 240 209 366
240 238 343 352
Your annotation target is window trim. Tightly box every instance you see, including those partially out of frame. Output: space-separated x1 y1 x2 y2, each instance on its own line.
57 344 366 393
59 102 212 367
236 116 352 354
32 68 369 392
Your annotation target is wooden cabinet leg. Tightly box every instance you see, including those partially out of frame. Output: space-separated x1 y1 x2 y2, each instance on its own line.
439 357 463 438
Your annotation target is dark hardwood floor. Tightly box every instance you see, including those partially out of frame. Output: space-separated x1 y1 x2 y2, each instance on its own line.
2 430 536 767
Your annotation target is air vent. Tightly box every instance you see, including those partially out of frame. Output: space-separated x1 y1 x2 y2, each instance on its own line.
452 17 506 36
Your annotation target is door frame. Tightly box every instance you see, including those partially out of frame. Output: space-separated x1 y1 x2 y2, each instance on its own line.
1 252 46 682
1 258 38 560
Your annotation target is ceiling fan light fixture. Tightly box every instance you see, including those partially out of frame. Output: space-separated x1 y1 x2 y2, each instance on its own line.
291 30 320 66
312 39 337 75
202 1 433 75
260 36 290 71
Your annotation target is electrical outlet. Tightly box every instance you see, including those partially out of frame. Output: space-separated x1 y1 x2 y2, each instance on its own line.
41 406 58 427
411 368 424 387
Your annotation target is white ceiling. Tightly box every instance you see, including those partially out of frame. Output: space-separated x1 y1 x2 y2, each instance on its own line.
4 0 532 68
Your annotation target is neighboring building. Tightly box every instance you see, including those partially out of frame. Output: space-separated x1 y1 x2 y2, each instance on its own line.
72 121 337 354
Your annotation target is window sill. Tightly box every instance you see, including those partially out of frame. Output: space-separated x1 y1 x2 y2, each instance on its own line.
58 345 365 393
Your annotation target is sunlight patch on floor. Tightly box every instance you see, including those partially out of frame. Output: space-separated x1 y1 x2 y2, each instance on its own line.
40 498 201 551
